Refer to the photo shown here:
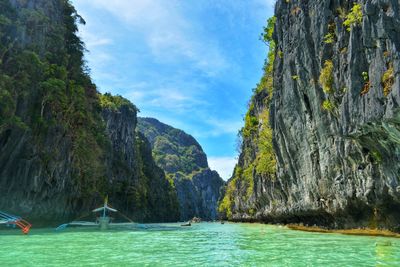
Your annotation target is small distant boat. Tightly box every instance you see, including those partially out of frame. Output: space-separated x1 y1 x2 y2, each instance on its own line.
221 221 225 225
181 222 191 227
0 211 31 234
190 217 201 223
56 197 136 231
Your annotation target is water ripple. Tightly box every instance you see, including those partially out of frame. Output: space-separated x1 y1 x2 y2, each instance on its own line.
0 223 399 266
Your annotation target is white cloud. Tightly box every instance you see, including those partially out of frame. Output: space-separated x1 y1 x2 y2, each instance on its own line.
80 29 113 48
77 26 114 68
72 0 272 157
188 118 243 139
77 0 228 76
208 157 237 181
206 118 243 136
87 51 113 66
254 0 276 8
148 90 191 108
129 86 208 113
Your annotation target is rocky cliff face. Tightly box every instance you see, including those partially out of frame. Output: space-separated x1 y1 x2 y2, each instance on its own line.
0 0 179 224
102 99 179 222
221 0 400 231
138 118 225 221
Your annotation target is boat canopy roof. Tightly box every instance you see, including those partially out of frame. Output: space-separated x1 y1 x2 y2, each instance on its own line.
92 205 117 213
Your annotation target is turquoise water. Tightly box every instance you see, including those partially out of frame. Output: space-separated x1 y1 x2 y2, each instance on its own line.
0 223 399 266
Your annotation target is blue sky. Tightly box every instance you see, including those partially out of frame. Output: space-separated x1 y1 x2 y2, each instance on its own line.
72 0 275 180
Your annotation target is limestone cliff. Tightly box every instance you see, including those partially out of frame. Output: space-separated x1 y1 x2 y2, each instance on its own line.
101 96 179 222
221 0 400 232
138 118 225 221
0 0 179 224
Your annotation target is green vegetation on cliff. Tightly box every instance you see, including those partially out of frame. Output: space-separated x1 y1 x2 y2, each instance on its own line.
0 0 107 193
343 3 363 31
137 117 225 221
319 60 334 94
137 117 208 180
99 93 137 112
223 0 400 231
219 16 277 219
0 0 179 222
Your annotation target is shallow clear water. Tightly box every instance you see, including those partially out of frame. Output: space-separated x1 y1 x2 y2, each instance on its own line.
0 223 399 266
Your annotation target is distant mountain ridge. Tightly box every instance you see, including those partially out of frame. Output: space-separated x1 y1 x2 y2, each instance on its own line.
137 117 207 176
138 117 225 221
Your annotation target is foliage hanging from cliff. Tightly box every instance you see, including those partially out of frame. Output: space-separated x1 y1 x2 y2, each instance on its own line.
259 16 276 97
324 23 336 44
382 64 394 97
248 16 277 177
255 109 276 176
343 3 363 31
219 16 277 219
322 100 335 112
319 60 334 94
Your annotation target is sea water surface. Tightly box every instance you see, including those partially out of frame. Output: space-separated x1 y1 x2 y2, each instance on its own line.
0 222 399 266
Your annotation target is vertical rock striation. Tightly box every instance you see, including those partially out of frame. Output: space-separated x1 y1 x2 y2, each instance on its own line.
101 100 180 222
222 0 400 231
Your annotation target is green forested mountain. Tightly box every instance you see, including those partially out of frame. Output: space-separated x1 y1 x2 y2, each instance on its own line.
138 117 208 179
138 118 225 221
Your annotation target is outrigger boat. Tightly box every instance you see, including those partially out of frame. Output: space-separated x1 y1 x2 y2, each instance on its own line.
0 211 31 234
56 197 136 231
